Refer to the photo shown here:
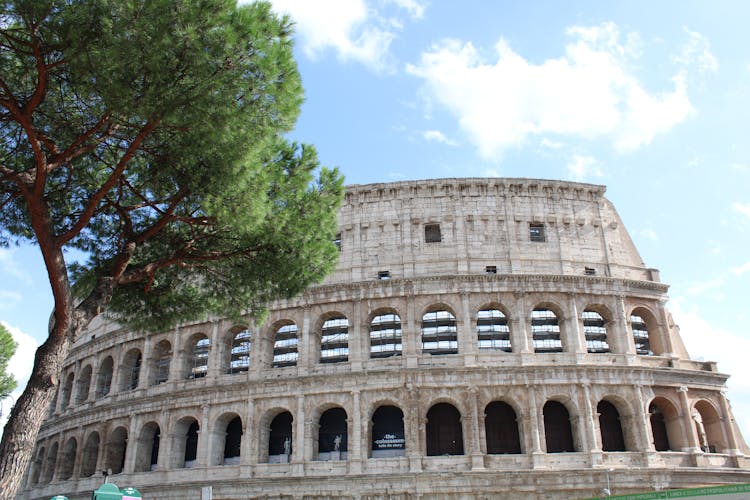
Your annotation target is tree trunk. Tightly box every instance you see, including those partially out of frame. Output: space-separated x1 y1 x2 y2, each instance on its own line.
0 328 70 499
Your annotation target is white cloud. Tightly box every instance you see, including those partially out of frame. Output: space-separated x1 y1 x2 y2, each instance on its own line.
406 22 704 159
540 138 564 149
422 129 457 146
566 154 603 181
269 0 424 71
0 322 39 436
733 202 750 220
674 27 718 73
731 261 750 276
0 248 33 285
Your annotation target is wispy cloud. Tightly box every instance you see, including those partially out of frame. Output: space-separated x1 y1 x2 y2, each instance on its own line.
732 261 750 276
0 248 33 285
269 0 426 72
566 154 603 181
0 290 22 310
674 27 718 73
732 202 750 220
422 129 457 146
406 22 711 159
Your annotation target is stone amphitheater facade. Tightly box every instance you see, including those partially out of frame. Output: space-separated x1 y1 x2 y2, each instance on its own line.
20 178 750 499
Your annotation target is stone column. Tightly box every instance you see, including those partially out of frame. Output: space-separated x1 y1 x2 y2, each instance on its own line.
404 287 419 367
512 292 531 354
460 292 478 363
245 397 257 477
350 390 363 472
567 296 586 354
193 405 209 467
123 415 139 472
87 357 99 401
157 410 171 470
581 385 598 451
71 426 85 478
677 386 700 452
350 301 364 370
528 386 545 468
208 320 221 379
141 336 152 387
171 325 183 382
467 387 484 469
634 385 653 452
405 383 422 472
617 296 636 356
300 307 313 369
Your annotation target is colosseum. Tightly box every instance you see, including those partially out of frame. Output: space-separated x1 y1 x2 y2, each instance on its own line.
20 178 750 499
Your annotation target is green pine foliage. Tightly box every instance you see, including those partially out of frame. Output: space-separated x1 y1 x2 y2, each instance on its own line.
0 324 17 399
1 0 345 331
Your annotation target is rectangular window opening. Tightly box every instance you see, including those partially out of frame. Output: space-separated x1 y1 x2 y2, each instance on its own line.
485 266 497 275
529 223 545 242
584 267 596 276
334 233 342 252
378 270 391 280
425 223 441 243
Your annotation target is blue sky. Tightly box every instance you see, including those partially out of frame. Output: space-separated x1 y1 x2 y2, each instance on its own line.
3 0 750 440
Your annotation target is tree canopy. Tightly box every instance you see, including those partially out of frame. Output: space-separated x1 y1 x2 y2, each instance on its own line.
0 0 343 496
0 324 17 399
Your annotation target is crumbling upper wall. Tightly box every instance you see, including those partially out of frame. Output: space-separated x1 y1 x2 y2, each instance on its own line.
325 178 653 284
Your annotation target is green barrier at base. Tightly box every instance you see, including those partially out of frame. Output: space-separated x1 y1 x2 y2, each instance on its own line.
91 483 122 500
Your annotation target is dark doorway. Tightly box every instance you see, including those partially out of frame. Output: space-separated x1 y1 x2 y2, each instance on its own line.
371 406 405 457
543 401 575 453
598 400 626 451
426 403 464 456
485 401 521 454
649 403 671 451
269 411 294 459
318 408 348 458
224 416 242 463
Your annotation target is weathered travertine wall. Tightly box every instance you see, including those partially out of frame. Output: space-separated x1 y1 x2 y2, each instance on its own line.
20 179 749 500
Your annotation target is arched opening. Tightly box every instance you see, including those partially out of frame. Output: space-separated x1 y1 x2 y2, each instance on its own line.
58 437 77 480
172 417 200 468
80 433 99 478
426 403 464 456
370 312 403 358
371 405 405 458
649 399 680 451
484 401 521 454
630 312 653 355
30 446 45 485
694 400 727 453
318 407 348 460
60 372 74 409
598 400 626 451
150 340 172 385
188 335 210 379
583 309 610 353
76 365 92 404
223 416 243 465
268 411 293 463
477 308 511 352
320 316 349 363
120 349 142 391
185 421 199 466
273 323 299 367
422 309 458 355
105 426 128 474
135 422 160 472
532 308 562 353
543 401 575 452
229 328 251 373
96 356 113 397
42 442 58 483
